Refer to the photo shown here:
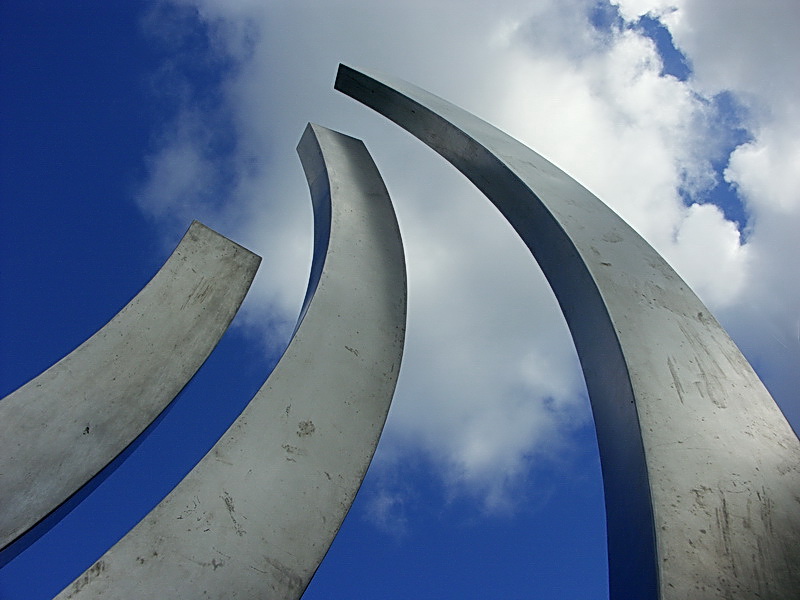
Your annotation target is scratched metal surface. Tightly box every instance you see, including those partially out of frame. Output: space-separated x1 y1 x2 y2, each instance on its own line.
335 65 800 599
0 221 260 552
56 124 407 599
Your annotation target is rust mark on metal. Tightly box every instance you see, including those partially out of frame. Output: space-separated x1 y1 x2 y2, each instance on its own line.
297 420 315 437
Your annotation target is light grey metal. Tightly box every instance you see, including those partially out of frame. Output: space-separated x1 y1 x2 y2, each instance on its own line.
335 65 800 599
55 123 407 600
0 221 260 551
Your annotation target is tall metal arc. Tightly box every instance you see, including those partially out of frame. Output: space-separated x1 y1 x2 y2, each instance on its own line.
336 65 800 599
56 124 407 599
0 221 260 553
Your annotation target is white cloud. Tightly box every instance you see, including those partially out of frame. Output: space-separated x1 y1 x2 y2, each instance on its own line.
363 486 409 537
611 0 678 22
138 0 799 510
668 202 749 307
727 129 800 215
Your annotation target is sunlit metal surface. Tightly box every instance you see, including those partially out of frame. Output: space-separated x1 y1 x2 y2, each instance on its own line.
0 221 260 552
56 124 407 599
336 64 800 599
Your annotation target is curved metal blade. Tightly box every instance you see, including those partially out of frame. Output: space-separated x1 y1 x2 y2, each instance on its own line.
56 124 407 599
0 221 260 552
335 64 800 599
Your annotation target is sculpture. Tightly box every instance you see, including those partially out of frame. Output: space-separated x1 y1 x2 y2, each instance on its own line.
0 222 259 552
3 66 797 600
334 64 800 599
55 124 407 599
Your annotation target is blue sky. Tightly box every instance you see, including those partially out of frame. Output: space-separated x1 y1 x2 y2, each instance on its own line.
1 1 798 598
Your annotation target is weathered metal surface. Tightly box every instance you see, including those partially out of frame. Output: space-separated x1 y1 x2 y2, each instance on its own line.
335 65 800 599
0 221 260 551
56 124 407 599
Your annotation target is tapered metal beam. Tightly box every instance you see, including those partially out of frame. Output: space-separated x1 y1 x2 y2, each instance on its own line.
0 221 260 552
335 64 800 599
56 124 407 599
